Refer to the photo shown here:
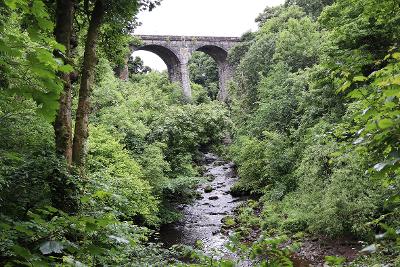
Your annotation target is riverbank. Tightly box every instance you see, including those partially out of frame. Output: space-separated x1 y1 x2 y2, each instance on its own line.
225 198 384 267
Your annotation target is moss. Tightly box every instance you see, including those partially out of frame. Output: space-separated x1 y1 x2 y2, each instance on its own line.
204 185 213 193
222 216 236 228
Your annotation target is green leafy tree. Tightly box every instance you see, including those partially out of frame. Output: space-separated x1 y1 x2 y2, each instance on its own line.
189 51 219 100
0 0 71 120
284 0 333 18
128 56 152 74
73 0 161 168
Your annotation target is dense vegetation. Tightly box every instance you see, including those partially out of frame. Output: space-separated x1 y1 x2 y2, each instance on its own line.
0 0 230 265
0 0 399 266
226 0 400 265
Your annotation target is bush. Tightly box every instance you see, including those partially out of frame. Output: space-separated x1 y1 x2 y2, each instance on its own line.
230 132 296 196
258 122 384 238
87 125 159 226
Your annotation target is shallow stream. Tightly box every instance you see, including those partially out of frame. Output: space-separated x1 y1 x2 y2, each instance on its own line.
157 153 314 266
159 152 244 254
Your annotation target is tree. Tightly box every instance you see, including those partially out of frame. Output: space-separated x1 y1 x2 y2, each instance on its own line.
188 51 219 100
128 56 152 74
53 0 75 165
284 0 334 18
72 0 106 167
72 0 161 167
255 5 283 26
0 0 68 119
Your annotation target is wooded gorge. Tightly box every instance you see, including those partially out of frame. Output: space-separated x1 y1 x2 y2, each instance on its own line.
0 0 399 266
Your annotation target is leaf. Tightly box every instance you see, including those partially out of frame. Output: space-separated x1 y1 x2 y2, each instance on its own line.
45 205 59 213
93 190 111 199
86 244 106 255
4 0 18 9
80 195 91 204
36 48 56 65
59 64 74 73
353 75 367 82
15 225 34 236
39 240 64 255
377 118 393 129
392 52 400 60
52 42 66 52
108 235 129 244
12 245 32 259
36 17 54 31
337 81 351 93
347 89 364 99
0 222 11 230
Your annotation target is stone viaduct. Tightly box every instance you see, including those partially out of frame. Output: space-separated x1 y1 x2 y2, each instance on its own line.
127 35 241 101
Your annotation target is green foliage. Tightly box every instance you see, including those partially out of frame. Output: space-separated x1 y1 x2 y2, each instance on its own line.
0 53 231 265
229 5 316 121
191 82 212 104
0 204 170 266
3 0 400 265
319 0 400 55
0 0 72 121
229 1 400 263
0 93 57 217
128 56 152 74
273 16 324 71
87 125 159 225
227 225 295 266
325 255 346 266
149 101 231 176
230 133 296 197
90 58 231 223
189 51 219 100
284 0 334 18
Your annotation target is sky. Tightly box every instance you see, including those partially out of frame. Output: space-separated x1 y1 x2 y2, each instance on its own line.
132 0 285 70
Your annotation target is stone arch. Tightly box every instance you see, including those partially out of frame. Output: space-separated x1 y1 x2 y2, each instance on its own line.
131 44 182 84
127 36 240 102
195 45 231 101
196 45 228 64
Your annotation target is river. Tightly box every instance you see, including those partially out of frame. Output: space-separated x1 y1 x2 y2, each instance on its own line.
156 153 314 266
158 152 244 255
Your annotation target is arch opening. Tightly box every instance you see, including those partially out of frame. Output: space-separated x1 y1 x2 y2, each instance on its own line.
131 45 181 83
188 51 219 101
131 50 167 72
194 45 231 102
196 45 228 64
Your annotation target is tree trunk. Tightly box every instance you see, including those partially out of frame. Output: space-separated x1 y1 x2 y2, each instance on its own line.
53 0 74 165
72 0 105 167
50 0 77 213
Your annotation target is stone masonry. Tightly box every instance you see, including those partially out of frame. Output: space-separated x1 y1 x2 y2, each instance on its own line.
129 35 241 102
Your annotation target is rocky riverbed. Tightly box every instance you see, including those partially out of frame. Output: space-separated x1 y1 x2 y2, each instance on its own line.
159 153 245 254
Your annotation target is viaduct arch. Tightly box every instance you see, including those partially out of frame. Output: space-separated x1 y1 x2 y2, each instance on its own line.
127 35 241 102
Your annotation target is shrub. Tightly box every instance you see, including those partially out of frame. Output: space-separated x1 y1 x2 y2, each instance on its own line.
230 132 296 196
87 125 159 225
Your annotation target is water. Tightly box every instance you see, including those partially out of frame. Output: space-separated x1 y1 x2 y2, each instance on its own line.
159 153 244 254
157 153 312 266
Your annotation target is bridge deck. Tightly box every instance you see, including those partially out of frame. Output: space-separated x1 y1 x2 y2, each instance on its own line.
135 34 241 42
